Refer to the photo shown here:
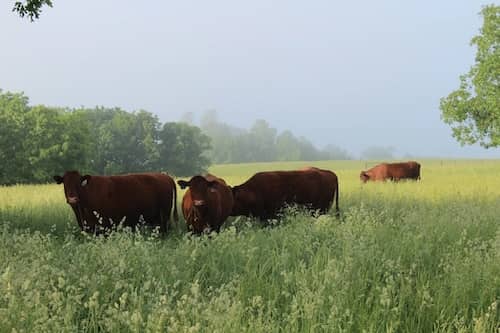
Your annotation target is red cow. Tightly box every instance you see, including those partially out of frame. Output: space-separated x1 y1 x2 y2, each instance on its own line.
360 161 421 182
231 168 339 220
177 174 233 234
300 167 339 214
53 171 178 234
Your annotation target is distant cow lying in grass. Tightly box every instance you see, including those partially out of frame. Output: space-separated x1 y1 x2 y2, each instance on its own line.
360 161 421 182
230 167 339 220
53 171 178 234
177 174 233 234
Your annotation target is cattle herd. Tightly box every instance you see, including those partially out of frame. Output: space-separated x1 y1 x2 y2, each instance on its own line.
53 161 421 235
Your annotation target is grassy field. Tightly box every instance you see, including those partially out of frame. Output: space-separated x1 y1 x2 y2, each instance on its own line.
0 160 499 332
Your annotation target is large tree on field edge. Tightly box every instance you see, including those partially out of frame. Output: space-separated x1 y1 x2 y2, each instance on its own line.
440 5 499 148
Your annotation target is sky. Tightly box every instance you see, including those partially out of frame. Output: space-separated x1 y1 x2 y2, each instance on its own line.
1 0 498 158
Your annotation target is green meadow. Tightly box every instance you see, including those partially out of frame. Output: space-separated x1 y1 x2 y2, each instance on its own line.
0 160 499 332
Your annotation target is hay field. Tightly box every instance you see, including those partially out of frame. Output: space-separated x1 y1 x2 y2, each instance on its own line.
0 160 499 332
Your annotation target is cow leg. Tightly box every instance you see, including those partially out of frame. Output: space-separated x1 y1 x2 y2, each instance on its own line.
159 208 169 235
70 206 84 230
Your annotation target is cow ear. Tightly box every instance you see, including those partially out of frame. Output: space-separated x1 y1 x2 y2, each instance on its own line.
177 180 190 189
53 175 63 184
81 175 91 187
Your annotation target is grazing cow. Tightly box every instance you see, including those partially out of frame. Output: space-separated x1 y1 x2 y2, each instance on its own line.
177 174 233 234
360 161 421 183
53 171 178 234
300 167 340 214
231 168 339 220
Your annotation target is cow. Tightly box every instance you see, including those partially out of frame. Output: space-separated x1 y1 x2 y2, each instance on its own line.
360 161 421 183
231 168 339 220
53 171 178 234
177 174 233 234
300 166 340 214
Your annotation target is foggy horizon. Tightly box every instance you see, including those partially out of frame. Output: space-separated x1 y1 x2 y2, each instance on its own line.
1 0 498 159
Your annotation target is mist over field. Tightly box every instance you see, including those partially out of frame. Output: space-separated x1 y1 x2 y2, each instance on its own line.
1 0 498 158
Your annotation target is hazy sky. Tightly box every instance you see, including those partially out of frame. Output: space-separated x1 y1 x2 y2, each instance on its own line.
1 0 498 158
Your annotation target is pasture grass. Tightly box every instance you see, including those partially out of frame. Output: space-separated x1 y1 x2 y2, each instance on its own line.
0 159 499 332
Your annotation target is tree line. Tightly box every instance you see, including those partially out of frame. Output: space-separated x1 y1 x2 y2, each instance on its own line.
1 90 353 185
0 90 210 185
187 110 351 164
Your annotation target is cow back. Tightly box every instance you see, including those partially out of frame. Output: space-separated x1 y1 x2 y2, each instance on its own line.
232 170 337 219
363 161 421 181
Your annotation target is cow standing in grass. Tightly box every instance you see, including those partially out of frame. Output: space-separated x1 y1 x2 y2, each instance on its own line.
177 174 233 234
53 171 178 234
360 161 421 182
231 168 339 220
300 167 339 214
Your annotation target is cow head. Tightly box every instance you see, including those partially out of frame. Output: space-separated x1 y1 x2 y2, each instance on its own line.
359 171 370 183
53 171 91 206
178 176 218 233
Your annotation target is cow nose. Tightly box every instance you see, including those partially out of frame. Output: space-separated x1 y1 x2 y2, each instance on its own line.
67 196 79 204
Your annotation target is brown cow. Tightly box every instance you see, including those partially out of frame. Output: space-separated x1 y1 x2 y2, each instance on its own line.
231 168 339 220
300 167 340 214
177 174 234 234
360 161 421 183
53 171 178 234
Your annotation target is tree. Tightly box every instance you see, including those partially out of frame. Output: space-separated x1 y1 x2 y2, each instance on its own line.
276 130 301 161
0 90 31 184
199 109 244 164
157 122 211 176
248 119 277 162
297 136 320 161
440 5 499 148
58 111 93 173
12 0 52 21
0 91 94 184
322 144 351 160
95 109 161 175
23 106 92 182
134 110 161 171
1 90 216 183
24 106 70 182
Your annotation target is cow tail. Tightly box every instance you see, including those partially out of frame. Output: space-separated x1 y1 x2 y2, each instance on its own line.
335 179 340 217
173 179 179 223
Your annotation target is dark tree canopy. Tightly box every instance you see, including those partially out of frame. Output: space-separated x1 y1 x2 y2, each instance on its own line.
158 122 211 177
0 90 212 185
13 0 52 21
440 5 499 148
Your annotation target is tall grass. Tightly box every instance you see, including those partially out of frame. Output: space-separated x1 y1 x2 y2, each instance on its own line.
0 160 499 332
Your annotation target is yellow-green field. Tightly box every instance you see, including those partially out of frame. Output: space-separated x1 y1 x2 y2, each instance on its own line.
1 160 499 332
